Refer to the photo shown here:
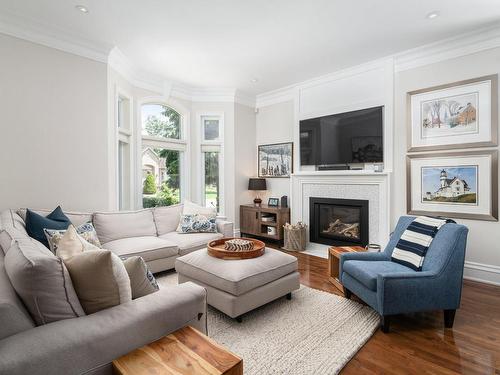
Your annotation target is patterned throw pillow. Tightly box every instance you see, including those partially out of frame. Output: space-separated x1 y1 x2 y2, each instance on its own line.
178 214 217 234
44 222 101 254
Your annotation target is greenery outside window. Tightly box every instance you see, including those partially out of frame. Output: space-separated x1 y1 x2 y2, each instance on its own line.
141 103 186 208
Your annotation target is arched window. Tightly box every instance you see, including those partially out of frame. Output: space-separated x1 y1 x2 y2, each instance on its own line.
140 103 186 208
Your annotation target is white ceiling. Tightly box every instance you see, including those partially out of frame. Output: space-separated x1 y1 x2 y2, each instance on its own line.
1 0 499 95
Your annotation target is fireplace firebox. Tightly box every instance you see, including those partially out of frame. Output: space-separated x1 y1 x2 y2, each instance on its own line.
309 197 369 247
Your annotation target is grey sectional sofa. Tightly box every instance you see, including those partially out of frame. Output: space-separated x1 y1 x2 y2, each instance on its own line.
0 205 233 375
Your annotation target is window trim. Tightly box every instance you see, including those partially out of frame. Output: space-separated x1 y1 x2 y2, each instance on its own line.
197 112 224 215
136 97 191 209
115 85 134 210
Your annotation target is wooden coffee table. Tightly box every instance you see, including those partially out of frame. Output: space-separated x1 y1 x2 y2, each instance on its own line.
328 246 366 292
112 326 242 375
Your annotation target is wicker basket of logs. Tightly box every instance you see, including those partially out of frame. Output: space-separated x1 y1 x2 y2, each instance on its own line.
283 222 307 252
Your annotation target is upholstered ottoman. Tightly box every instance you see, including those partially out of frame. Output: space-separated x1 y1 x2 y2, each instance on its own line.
175 248 300 321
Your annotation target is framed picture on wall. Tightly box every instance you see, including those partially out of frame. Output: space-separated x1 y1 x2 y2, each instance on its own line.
407 75 498 152
258 142 293 178
406 150 498 221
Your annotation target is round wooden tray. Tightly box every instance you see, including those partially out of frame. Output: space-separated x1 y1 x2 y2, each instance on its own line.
207 237 266 260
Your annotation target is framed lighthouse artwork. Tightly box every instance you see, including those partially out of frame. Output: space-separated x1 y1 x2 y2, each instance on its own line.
407 150 498 221
407 75 498 152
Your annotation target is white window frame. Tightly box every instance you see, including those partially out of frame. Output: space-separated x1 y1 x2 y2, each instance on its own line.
136 97 190 209
197 112 224 215
115 85 134 210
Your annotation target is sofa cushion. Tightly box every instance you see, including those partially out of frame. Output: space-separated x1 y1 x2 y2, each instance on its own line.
153 204 183 235
4 238 85 325
17 208 93 227
160 231 223 256
93 209 156 244
175 248 298 296
104 236 178 262
64 250 132 314
0 252 35 339
54 225 100 260
342 260 414 291
25 207 71 248
0 210 28 234
0 227 27 255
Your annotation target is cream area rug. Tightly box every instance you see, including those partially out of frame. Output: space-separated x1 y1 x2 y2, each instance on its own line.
157 272 379 375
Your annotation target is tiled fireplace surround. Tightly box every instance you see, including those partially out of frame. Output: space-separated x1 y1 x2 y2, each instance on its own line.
290 172 390 258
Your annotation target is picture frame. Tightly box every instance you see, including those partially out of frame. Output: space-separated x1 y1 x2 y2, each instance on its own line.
268 198 280 207
258 142 293 178
406 150 498 221
407 75 498 152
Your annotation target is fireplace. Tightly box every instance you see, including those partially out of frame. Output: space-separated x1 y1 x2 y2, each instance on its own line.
309 197 369 247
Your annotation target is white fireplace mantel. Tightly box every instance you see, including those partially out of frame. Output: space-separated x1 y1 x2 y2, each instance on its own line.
290 172 391 250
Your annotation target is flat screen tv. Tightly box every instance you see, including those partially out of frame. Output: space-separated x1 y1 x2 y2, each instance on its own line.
299 106 383 166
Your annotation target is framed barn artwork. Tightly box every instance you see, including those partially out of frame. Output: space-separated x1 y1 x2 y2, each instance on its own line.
258 142 293 178
407 75 497 152
407 150 498 221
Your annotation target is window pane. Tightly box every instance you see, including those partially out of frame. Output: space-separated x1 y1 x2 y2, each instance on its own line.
141 104 180 139
204 151 219 211
118 141 131 210
203 119 219 140
142 147 181 208
117 97 124 128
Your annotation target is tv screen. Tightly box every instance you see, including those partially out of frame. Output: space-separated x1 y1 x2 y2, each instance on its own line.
299 106 383 166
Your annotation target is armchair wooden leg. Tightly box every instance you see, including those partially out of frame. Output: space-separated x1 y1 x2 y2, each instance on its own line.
381 315 390 333
444 309 456 328
343 288 352 299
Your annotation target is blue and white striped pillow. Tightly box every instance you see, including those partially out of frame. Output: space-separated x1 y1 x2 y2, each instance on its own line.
391 216 449 271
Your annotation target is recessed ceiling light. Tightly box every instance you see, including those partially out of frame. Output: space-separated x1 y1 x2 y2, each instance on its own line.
426 11 439 19
251 78 259 83
75 5 89 14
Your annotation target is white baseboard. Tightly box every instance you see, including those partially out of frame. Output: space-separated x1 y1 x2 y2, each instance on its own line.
463 261 500 286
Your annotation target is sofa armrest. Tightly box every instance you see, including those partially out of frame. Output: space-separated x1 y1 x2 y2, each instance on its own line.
0 282 207 375
216 219 234 237
376 270 460 315
339 251 389 280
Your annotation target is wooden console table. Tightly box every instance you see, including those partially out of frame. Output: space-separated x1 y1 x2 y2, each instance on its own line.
112 326 242 375
240 204 290 242
328 246 366 292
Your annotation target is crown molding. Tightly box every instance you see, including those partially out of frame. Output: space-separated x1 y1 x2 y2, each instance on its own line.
394 23 500 72
256 85 295 108
171 84 256 107
108 47 165 94
0 9 112 63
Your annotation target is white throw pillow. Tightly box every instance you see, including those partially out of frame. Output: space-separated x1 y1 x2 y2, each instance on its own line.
44 223 101 254
54 225 100 260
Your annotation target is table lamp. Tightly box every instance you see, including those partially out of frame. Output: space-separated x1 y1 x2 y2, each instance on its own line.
248 178 267 206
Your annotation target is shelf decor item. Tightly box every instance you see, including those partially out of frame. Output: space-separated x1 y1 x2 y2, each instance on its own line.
283 222 307 252
258 142 293 178
207 237 265 259
268 197 279 207
407 150 498 221
407 75 498 152
248 177 267 206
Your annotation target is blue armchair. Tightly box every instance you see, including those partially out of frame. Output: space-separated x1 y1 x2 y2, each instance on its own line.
339 216 468 333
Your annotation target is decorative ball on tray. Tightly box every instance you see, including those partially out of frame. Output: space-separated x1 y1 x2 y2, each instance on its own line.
207 237 265 259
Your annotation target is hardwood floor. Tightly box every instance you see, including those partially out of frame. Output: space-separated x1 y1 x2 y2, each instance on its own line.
272 246 500 375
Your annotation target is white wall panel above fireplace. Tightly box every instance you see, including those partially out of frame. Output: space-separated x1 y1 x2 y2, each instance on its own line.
291 172 390 248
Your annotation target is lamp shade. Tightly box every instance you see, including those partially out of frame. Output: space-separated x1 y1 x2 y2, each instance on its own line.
248 178 267 191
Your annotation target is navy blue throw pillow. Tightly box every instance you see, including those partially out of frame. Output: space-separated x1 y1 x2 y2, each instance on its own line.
25 206 71 248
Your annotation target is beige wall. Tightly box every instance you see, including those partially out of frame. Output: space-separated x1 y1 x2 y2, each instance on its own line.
393 47 500 284
255 100 294 202
0 34 109 211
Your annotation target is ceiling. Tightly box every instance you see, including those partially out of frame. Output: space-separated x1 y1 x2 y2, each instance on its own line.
1 0 499 95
